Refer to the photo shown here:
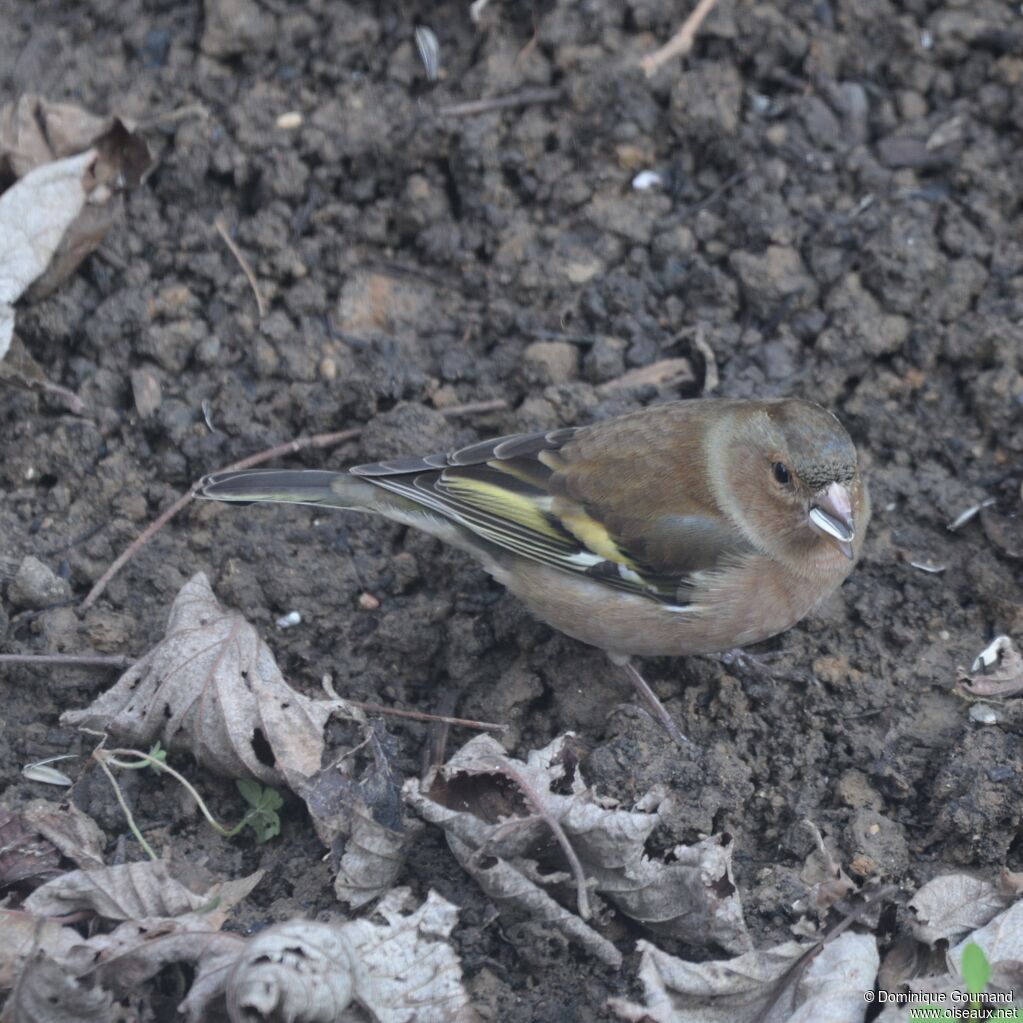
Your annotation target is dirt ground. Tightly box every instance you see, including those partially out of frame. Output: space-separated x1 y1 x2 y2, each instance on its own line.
2 0 1022 1019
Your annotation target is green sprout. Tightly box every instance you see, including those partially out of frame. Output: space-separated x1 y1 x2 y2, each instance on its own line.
235 778 284 843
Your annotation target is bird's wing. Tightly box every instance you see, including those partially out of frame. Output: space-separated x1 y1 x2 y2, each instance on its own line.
352 424 751 606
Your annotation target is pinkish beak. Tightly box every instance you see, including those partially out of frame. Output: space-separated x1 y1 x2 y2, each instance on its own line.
808 482 856 559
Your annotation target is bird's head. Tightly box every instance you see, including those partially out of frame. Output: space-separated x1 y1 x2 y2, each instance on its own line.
717 399 869 573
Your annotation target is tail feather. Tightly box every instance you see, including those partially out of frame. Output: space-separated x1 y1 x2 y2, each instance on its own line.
198 469 377 510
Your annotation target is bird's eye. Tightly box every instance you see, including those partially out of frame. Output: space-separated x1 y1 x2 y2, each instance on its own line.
772 461 791 486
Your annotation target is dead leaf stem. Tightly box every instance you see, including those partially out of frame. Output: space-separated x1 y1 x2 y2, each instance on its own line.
485 758 592 920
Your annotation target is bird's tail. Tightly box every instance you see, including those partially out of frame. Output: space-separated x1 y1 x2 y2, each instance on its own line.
198 469 379 511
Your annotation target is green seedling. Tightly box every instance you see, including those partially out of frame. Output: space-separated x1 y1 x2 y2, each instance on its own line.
235 778 284 843
910 942 1020 1023
94 744 285 857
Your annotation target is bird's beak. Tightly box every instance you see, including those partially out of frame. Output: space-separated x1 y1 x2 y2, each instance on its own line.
808 482 856 560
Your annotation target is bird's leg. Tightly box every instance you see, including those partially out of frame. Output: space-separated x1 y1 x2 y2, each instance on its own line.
609 654 691 747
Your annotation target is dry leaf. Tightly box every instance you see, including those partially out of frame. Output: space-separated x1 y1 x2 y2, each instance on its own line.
1 95 108 177
306 722 423 908
62 573 332 788
950 898 1023 975
406 734 749 958
790 821 856 929
0 952 117 1023
180 889 474 1023
0 913 82 991
0 150 96 360
447 832 623 968
958 635 1023 698
19 800 106 870
23 860 262 922
611 932 878 1023
81 913 245 1000
0 808 60 892
909 873 1012 946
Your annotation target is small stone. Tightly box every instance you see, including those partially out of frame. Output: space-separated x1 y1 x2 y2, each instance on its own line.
358 592 380 610
8 556 70 610
276 111 303 130
318 357 337 381
523 341 580 386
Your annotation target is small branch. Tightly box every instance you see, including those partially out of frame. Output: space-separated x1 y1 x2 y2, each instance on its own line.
80 399 508 610
214 214 267 319
488 759 592 920
439 87 562 118
0 369 87 415
640 0 723 76
341 698 506 734
0 653 133 669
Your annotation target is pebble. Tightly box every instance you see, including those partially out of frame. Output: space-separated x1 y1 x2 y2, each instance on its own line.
8 556 70 610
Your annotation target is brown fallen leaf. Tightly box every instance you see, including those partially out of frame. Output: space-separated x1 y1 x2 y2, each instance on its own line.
19 800 105 871
62 573 333 788
405 734 750 958
23 860 262 923
909 873 1013 946
0 912 83 992
0 951 116 1023
0 808 60 893
305 721 423 909
183 889 475 1023
610 932 879 1023
0 95 152 364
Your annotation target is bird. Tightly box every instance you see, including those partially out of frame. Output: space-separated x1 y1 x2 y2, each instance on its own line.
198 398 869 745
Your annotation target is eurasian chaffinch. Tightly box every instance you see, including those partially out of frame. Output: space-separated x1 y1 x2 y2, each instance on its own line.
200 398 869 744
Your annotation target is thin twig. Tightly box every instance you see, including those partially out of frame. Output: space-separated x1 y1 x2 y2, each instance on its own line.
439 87 562 117
487 759 592 920
80 399 508 610
0 653 133 669
92 752 159 861
343 698 506 733
214 214 267 319
0 369 87 415
640 0 723 76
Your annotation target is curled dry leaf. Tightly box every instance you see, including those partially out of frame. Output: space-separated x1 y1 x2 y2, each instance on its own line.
0 150 96 361
305 721 423 909
405 734 749 959
958 635 1023 698
611 932 878 1023
447 833 622 968
0 808 60 892
0 952 116 1023
62 573 332 789
19 800 105 870
0 96 152 362
180 889 474 1023
909 873 1013 946
23 859 263 922
0 912 82 991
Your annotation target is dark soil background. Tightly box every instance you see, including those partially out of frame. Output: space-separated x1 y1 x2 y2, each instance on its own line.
1 0 1022 1019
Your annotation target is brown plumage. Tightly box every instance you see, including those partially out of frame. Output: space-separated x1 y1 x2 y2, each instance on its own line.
199 398 870 742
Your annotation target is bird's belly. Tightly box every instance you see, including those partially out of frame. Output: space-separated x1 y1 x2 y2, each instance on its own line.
490 556 838 659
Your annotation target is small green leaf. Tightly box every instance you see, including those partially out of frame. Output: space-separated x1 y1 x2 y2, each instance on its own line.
147 742 168 771
235 779 283 843
961 942 990 997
